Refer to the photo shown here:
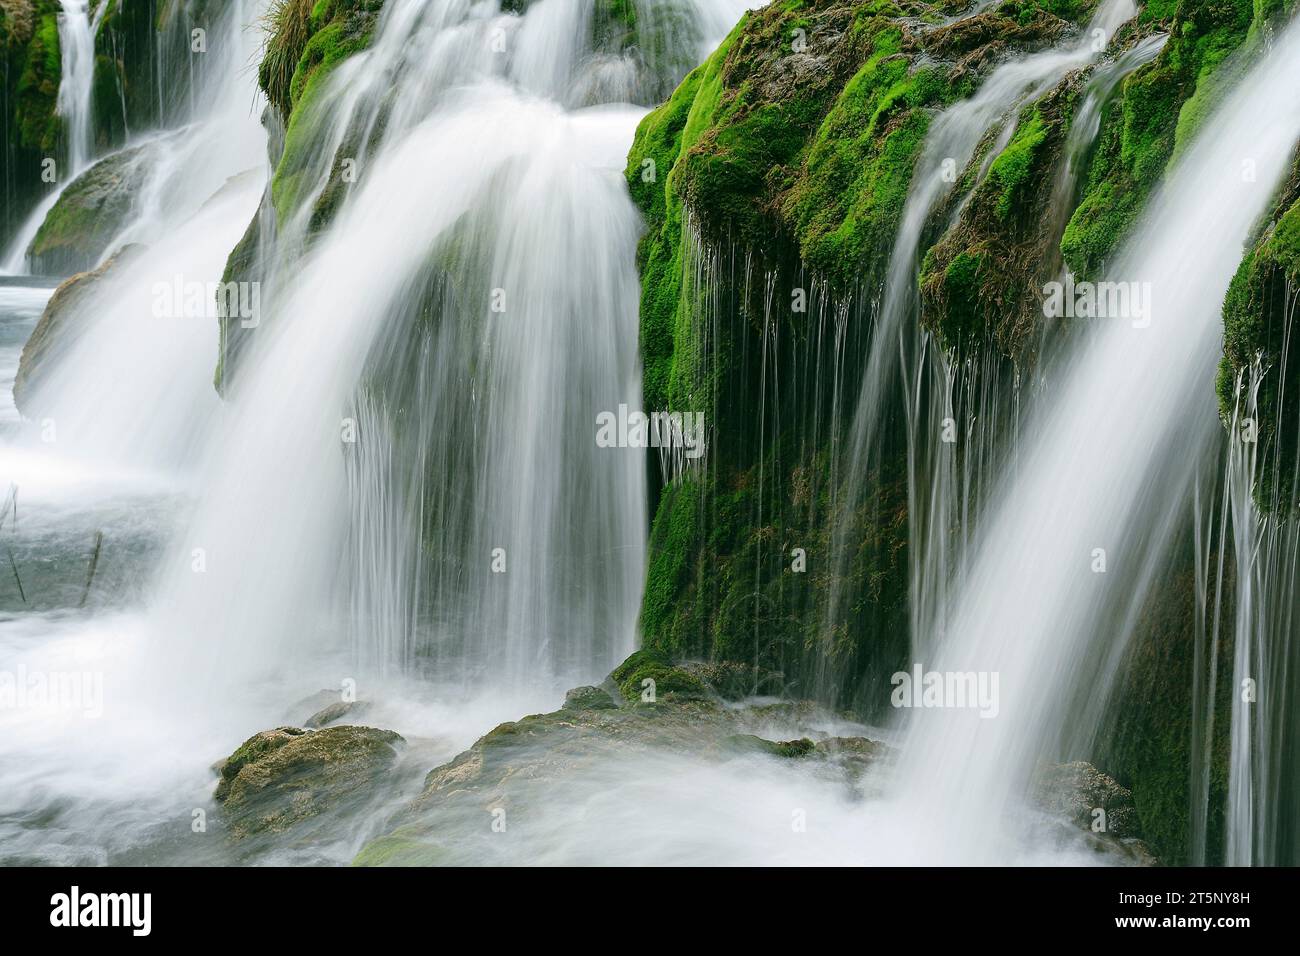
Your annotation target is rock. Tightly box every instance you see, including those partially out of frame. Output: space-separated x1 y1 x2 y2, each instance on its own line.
353 652 885 865
562 685 618 711
721 734 816 759
1033 760 1142 840
287 688 346 722
12 244 144 415
304 700 372 728
28 142 158 274
213 725 404 840
609 648 711 703
678 660 784 700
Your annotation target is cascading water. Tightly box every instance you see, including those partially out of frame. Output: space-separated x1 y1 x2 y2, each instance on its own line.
884 13 1300 865
0 0 107 275
823 0 1139 662
0 0 753 864
1218 355 1300 865
3 0 1299 871
0 2 271 863
56 0 100 174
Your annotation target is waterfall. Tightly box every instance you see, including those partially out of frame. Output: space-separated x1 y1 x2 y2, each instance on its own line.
1219 351 1300 865
824 0 1138 673
57 0 99 174
0 0 107 275
147 0 746 699
886 13 1300 865
10 2 267 465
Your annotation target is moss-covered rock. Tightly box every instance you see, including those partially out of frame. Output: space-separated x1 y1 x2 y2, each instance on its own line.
721 733 816 758
609 647 711 702
561 685 620 711
213 724 404 841
1061 0 1296 277
1032 759 1141 838
27 142 156 274
918 81 1080 356
627 0 1096 712
354 661 883 865
264 0 385 225
1218 159 1300 511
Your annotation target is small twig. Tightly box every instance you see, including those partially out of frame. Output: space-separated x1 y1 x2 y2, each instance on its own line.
79 530 104 609
7 547 25 604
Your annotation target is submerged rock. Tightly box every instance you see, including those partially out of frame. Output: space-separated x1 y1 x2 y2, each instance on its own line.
213 725 404 841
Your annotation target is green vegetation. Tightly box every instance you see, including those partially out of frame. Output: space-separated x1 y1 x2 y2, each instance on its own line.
263 0 385 223
1219 174 1300 511
1062 0 1297 276
1 0 62 232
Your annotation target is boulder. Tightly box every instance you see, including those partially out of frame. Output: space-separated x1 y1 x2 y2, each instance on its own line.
12 244 143 415
213 725 404 841
27 143 156 274
1033 760 1141 839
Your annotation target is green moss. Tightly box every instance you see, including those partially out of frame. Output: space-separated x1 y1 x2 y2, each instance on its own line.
1219 186 1300 511
786 31 952 282
922 249 987 347
263 0 384 222
259 0 317 118
352 829 449 866
625 0 998 710
12 6 60 151
1099 554 1235 864
1062 0 1293 276
988 109 1048 221
593 0 638 50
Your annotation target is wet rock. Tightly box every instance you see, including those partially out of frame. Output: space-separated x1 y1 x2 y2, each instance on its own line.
609 648 711 703
562 685 618 711
678 660 785 700
304 700 372 728
1033 760 1141 839
354 651 885 865
213 725 404 840
13 244 144 416
721 734 816 758
28 142 158 274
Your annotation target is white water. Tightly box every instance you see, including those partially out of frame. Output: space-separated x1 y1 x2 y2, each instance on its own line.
57 0 100 174
0 0 752 864
887 15 1300 865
